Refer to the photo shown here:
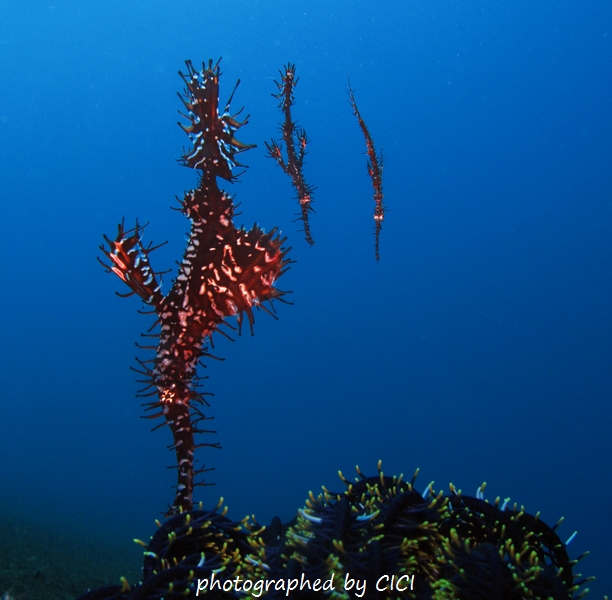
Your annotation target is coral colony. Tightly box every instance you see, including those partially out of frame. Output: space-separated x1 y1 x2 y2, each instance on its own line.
82 60 592 599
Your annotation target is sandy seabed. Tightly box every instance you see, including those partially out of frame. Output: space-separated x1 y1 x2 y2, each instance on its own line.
0 514 141 600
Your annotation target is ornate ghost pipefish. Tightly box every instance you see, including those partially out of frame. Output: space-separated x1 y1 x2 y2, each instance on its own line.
99 59 291 514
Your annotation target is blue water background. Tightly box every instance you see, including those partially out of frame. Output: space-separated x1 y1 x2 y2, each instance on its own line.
0 1 610 595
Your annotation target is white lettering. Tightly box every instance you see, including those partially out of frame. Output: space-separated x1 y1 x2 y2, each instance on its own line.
376 575 389 591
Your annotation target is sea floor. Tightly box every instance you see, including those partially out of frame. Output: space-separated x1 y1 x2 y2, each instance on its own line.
0 515 141 600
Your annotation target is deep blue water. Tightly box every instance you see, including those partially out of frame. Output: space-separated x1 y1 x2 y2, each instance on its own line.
0 0 610 596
